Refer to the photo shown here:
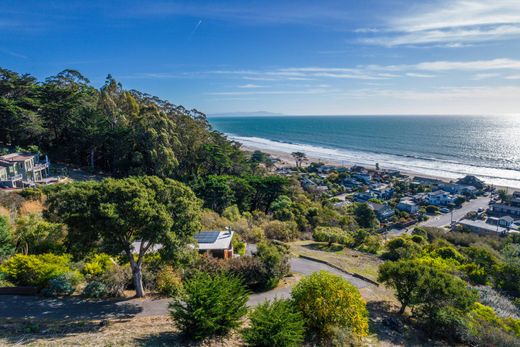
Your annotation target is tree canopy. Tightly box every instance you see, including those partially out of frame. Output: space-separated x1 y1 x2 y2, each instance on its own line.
45 176 202 297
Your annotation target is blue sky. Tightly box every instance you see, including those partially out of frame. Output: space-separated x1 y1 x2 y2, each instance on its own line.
2 0 520 115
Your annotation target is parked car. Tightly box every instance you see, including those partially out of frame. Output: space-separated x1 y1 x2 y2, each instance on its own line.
440 208 450 213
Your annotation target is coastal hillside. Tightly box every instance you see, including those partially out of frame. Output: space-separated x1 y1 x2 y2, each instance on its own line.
0 67 249 181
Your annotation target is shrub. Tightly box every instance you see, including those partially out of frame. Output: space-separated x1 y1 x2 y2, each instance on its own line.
357 234 383 254
99 262 131 297
14 214 67 255
0 216 14 259
156 265 183 297
262 220 298 242
226 256 271 292
242 299 305 347
41 272 81 296
82 281 109 298
291 271 369 341
255 241 290 290
81 253 114 278
0 253 77 288
170 272 249 340
382 236 422 261
19 188 42 201
232 234 247 256
312 226 352 246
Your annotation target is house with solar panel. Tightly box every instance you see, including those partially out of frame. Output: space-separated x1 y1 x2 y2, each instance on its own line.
194 230 235 259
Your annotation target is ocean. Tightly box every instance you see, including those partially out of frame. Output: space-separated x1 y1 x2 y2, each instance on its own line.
208 115 520 189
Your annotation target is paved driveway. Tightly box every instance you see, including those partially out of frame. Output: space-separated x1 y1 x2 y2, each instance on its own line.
0 257 375 320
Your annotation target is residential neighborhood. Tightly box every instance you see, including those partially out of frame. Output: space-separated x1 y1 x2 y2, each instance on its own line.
291 162 519 236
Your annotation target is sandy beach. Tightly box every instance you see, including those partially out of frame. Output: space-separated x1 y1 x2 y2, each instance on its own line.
240 144 518 193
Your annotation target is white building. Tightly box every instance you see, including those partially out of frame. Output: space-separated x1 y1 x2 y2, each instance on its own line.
427 190 455 206
397 198 419 214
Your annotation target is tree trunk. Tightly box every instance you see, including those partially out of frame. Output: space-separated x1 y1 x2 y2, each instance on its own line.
398 303 406 315
132 264 145 298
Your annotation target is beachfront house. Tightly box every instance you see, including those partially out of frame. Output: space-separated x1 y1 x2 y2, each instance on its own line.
426 190 455 206
397 198 419 214
440 183 478 196
368 202 395 221
457 175 485 190
0 152 50 188
194 230 234 259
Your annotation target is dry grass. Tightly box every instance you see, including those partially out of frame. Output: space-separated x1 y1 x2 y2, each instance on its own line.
0 316 244 347
0 205 10 219
289 240 382 282
19 200 44 216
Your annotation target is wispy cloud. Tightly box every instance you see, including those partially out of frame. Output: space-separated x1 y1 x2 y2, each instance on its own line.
0 48 27 59
238 84 264 88
472 73 500 80
188 19 202 40
359 1 520 46
406 72 435 78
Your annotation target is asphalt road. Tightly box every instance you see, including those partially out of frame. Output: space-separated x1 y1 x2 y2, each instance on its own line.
0 257 375 320
419 196 491 228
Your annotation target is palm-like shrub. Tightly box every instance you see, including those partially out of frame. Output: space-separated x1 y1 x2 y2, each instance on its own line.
242 299 304 347
291 271 369 341
170 271 248 340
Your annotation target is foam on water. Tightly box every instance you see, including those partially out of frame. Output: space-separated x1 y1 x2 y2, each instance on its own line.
230 135 520 189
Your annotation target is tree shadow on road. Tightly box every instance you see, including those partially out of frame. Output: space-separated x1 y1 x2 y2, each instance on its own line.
0 295 142 344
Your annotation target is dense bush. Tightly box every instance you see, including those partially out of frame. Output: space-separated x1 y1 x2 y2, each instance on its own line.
382 236 423 261
312 226 352 246
0 216 14 259
0 253 80 289
156 265 183 297
13 214 67 255
242 299 305 347
291 271 369 341
41 272 81 296
82 281 109 298
262 220 298 242
255 242 290 290
170 272 249 340
98 262 131 297
226 256 271 292
232 234 247 256
81 253 114 278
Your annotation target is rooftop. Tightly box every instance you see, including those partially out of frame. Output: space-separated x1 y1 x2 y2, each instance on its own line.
195 230 234 251
0 152 35 162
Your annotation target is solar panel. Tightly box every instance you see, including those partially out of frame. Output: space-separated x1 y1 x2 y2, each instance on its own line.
194 231 220 244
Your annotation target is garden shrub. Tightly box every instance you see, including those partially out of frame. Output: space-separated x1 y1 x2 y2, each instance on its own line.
232 234 247 256
226 256 270 292
291 271 369 341
156 265 183 297
255 241 290 290
242 299 305 347
0 253 78 288
41 272 81 296
98 262 131 297
312 226 352 246
82 253 114 278
82 281 109 298
262 220 298 242
170 271 248 340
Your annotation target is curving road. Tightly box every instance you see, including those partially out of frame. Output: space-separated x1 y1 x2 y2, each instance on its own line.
0 257 375 320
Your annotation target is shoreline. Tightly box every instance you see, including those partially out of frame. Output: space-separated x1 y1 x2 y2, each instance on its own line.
239 144 518 193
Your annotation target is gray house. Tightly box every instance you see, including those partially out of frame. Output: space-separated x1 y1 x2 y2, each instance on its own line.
0 153 50 188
